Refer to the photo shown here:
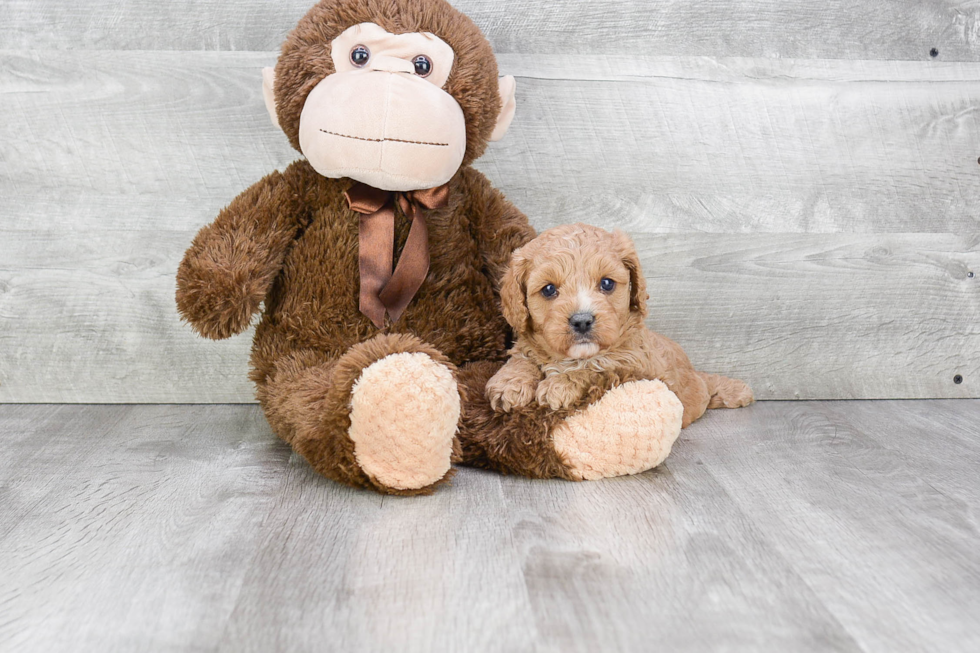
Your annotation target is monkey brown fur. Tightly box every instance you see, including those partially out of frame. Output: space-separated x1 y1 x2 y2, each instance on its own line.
177 0 697 493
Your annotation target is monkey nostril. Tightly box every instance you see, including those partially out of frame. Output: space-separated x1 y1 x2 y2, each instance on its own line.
569 312 595 334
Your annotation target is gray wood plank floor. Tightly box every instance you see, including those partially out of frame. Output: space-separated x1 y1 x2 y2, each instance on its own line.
1 402 978 652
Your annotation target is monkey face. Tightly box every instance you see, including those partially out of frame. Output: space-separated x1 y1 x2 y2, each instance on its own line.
263 1 518 193
297 23 466 191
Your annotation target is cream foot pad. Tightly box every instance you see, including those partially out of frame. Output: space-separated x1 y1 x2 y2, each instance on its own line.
552 380 683 481
348 352 460 490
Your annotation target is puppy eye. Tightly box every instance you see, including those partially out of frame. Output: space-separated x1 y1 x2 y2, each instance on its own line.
600 278 616 293
350 45 370 67
413 55 432 77
540 284 558 299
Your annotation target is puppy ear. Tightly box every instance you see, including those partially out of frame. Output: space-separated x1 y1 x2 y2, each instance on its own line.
500 247 532 333
612 230 648 318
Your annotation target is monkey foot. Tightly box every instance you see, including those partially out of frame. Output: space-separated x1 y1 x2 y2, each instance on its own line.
552 380 683 481
348 352 460 491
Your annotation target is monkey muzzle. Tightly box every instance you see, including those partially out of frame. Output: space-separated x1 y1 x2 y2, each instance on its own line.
298 68 467 192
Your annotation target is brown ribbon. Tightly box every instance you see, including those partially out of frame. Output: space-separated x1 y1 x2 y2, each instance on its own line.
345 181 449 329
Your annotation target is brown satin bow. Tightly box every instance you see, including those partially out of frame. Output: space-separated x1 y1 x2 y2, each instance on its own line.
345 181 450 329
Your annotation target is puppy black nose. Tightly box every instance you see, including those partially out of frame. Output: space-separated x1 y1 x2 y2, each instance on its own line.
569 312 595 334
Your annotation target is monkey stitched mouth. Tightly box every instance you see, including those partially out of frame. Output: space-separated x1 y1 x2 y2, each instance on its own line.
320 129 448 147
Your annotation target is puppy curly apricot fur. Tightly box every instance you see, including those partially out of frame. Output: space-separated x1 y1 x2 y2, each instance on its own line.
487 223 755 428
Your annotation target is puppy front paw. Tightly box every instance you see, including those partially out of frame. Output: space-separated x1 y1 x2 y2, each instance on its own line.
486 374 537 413
535 375 586 411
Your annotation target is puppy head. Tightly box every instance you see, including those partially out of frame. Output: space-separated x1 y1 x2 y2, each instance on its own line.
500 224 648 361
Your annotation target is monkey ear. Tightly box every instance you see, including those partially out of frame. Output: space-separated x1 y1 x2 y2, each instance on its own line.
499 247 532 333
612 230 648 318
489 75 517 142
262 67 281 130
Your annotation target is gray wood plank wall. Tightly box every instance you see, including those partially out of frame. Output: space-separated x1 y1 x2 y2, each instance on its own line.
1 1 978 402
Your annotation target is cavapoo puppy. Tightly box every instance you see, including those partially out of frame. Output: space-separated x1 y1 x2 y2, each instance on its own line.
486 223 754 428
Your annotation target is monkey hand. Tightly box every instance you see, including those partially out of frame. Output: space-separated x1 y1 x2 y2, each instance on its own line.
175 228 277 340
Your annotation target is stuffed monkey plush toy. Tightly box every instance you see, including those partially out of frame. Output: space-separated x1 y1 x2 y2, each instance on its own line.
176 0 682 495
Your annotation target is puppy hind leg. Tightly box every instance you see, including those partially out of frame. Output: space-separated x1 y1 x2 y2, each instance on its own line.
664 368 710 428
698 372 755 409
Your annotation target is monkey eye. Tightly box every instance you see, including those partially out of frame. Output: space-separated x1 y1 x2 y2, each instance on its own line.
541 284 558 299
350 45 370 67
412 55 433 77
600 278 616 293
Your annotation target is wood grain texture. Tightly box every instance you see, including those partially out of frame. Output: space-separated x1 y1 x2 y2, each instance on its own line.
1 230 976 402
492 55 980 235
4 51 980 401
690 400 980 652
2 401 979 652
4 52 980 235
0 404 290 651
2 0 980 61
636 233 980 401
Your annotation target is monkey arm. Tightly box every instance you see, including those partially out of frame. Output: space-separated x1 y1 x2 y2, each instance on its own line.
176 162 312 340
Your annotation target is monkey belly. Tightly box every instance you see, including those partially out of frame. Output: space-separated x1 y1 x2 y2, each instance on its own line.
250 203 510 383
